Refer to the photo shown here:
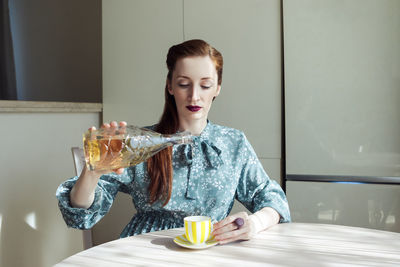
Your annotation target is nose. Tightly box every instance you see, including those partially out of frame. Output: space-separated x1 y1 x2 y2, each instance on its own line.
189 85 201 102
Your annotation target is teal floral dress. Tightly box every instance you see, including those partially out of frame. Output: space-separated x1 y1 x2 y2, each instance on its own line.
56 121 291 237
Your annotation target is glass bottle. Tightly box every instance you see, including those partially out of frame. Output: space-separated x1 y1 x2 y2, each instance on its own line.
83 125 193 171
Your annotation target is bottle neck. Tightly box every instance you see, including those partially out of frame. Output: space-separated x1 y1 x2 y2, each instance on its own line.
164 131 193 145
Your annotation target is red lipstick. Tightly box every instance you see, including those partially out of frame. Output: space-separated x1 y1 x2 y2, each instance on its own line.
186 105 202 112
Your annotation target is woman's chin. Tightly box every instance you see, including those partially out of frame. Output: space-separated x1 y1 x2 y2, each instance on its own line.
182 113 205 121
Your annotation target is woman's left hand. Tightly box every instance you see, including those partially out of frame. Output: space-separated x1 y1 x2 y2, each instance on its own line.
212 211 257 245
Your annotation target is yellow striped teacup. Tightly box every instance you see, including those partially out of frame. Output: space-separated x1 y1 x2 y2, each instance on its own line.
184 216 212 245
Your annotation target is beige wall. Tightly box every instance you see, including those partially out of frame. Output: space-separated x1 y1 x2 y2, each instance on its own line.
0 110 100 267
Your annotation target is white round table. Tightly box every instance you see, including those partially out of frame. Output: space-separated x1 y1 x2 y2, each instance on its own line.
56 223 400 266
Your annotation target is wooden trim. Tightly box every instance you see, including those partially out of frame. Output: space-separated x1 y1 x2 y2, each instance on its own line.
0 100 102 113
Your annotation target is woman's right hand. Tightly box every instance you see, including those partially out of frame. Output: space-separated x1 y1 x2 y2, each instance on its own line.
88 120 127 176
70 120 127 209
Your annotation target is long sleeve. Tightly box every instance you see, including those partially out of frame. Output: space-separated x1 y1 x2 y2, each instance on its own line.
235 133 291 223
55 122 289 238
56 169 133 229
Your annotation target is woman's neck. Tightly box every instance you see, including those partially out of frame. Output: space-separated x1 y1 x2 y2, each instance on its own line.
178 119 207 136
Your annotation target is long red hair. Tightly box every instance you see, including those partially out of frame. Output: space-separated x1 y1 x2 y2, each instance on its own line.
147 39 223 206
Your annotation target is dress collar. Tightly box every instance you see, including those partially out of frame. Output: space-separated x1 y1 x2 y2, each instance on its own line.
179 120 223 170
192 120 212 142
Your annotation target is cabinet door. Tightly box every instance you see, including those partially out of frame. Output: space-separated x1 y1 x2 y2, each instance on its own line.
287 181 400 232
184 0 282 164
103 0 183 125
284 0 400 177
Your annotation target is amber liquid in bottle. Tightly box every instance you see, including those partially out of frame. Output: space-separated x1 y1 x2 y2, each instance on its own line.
83 126 193 171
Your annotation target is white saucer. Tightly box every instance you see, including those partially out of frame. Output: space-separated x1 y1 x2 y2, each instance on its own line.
173 234 218 249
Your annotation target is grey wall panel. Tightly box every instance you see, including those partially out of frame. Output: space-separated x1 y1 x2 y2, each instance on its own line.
185 0 282 159
287 181 400 232
101 0 183 245
284 0 400 177
0 112 100 266
103 0 183 125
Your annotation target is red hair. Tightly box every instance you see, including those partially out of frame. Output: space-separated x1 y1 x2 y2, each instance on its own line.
147 39 223 206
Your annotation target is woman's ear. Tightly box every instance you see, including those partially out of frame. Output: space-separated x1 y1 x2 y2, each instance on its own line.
212 85 221 101
215 85 221 97
167 79 173 95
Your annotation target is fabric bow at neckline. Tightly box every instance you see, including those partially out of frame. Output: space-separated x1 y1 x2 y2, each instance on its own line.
182 138 224 169
180 136 224 200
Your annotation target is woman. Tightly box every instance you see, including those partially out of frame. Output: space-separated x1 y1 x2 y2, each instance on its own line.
56 39 290 244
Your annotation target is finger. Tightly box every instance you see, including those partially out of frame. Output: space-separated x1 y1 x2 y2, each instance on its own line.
213 216 237 231
101 123 113 139
87 126 97 141
218 232 248 245
212 221 238 236
215 226 248 243
118 121 127 135
101 123 110 129
108 121 119 137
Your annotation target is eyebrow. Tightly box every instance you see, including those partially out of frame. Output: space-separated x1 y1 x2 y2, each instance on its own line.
176 75 214 81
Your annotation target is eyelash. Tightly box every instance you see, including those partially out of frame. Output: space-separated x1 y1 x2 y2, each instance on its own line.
178 84 211 89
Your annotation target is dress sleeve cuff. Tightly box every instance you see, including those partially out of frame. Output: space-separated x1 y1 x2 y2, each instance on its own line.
56 176 107 229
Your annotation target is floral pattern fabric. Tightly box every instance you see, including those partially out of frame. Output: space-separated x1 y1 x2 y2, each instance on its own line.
56 121 291 237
